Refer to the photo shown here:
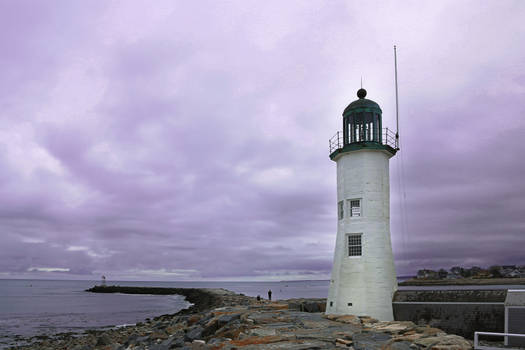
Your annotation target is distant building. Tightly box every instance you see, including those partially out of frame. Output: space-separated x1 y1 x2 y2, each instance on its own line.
500 266 520 278
417 269 438 280
502 265 517 270
507 270 522 278
446 273 462 280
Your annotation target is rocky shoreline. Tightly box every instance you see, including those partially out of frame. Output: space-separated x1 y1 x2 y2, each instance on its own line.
7 287 475 350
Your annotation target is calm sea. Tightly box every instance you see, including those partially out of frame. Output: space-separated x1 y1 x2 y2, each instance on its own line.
1 279 523 348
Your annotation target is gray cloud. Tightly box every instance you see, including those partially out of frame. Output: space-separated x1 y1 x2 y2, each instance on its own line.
0 1 524 280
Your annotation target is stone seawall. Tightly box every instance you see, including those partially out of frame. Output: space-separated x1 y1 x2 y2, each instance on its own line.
393 290 506 339
399 278 525 286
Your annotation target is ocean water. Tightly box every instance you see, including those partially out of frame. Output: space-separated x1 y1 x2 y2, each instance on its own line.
1 279 523 348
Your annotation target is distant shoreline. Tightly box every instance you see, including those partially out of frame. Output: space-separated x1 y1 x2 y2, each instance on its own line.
399 277 525 286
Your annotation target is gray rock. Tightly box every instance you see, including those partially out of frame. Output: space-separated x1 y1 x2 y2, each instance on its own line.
149 344 170 350
197 314 214 326
217 313 241 327
95 334 113 346
249 327 277 336
125 333 139 345
353 332 392 350
208 337 228 345
161 335 185 348
184 325 204 342
389 341 412 350
127 334 151 345
201 319 219 337
153 320 168 330
302 302 321 313
71 345 92 350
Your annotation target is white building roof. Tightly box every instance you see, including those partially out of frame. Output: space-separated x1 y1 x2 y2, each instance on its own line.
505 290 525 306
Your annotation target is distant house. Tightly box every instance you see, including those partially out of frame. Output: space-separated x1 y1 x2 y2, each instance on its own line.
417 269 438 280
501 266 520 278
450 266 465 277
517 266 525 277
446 273 462 280
502 265 517 270
470 266 483 275
507 269 522 278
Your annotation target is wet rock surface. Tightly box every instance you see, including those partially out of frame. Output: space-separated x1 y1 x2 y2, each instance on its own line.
9 289 473 350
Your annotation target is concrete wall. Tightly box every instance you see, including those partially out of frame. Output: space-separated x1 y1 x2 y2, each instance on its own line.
393 303 504 338
394 289 507 302
393 290 506 339
326 149 397 321
507 308 525 347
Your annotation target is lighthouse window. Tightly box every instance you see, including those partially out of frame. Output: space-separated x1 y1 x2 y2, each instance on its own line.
338 201 344 220
349 199 361 217
348 234 362 256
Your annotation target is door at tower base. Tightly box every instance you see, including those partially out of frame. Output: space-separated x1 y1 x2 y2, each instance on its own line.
325 149 397 321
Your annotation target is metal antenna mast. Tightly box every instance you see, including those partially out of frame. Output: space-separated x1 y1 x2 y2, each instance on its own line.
394 45 400 150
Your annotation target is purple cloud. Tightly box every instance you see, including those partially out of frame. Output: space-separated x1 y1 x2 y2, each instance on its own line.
1 1 524 281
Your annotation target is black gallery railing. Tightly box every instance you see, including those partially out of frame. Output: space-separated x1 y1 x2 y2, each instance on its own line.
329 128 399 154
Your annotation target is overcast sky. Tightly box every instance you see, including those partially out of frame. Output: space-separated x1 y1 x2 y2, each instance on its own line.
1 1 524 281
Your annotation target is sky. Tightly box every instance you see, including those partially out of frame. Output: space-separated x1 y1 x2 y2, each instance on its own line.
1 0 524 281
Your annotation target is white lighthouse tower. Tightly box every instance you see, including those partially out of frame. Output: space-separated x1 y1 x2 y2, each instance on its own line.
326 88 398 321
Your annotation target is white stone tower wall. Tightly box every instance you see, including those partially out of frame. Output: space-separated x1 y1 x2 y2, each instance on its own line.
326 149 397 320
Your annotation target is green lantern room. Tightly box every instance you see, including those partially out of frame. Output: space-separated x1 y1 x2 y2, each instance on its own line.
329 89 398 160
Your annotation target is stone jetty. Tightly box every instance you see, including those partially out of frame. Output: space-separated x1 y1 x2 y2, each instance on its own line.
9 287 473 350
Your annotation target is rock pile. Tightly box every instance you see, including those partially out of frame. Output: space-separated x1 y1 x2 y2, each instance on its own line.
10 290 473 350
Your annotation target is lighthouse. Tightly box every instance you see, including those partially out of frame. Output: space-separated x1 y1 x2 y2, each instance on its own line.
326 88 398 321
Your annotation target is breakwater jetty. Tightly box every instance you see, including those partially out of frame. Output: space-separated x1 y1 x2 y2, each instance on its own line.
8 286 476 350
85 286 234 314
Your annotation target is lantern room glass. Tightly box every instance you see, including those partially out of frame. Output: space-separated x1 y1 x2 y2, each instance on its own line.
343 112 382 145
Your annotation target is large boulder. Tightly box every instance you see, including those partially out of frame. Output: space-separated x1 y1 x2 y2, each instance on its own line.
217 313 241 327
324 314 362 326
413 334 472 349
353 332 392 350
386 340 413 350
184 325 204 342
366 321 417 334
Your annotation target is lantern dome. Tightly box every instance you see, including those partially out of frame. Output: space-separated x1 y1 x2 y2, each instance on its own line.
343 89 382 117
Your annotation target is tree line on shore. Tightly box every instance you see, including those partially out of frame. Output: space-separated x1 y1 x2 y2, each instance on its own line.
416 264 525 280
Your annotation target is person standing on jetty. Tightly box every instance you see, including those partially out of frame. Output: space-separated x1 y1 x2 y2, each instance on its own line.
268 289 272 301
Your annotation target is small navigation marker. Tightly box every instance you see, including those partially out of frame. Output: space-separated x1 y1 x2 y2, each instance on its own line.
101 275 106 286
